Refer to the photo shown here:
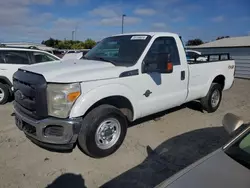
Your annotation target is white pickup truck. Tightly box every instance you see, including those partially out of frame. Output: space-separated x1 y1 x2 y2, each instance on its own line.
13 32 235 158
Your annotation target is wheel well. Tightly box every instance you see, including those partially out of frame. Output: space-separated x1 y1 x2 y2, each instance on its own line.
86 96 134 122
0 77 11 86
212 75 225 89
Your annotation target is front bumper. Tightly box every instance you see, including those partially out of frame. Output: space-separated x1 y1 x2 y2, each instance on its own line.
14 107 82 150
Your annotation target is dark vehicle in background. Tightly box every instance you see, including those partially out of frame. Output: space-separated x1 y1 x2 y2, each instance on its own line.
157 113 250 188
52 50 65 58
80 49 89 56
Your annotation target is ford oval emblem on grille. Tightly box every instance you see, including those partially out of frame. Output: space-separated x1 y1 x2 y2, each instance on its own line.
16 90 25 100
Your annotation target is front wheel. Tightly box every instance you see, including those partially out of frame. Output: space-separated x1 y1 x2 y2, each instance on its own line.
78 105 127 158
0 84 10 105
201 83 222 113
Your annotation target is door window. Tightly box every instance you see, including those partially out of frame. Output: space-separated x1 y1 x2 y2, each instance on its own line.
144 37 181 67
0 51 30 64
239 133 250 154
226 130 250 169
33 52 58 63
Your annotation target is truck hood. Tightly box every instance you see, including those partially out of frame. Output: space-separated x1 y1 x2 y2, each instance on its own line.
158 149 250 188
21 59 127 83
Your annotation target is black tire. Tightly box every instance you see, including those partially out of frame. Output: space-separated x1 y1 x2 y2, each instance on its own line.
0 83 10 105
201 83 222 113
78 104 128 158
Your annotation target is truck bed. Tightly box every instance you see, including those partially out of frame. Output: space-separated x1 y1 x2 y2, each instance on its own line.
186 53 235 102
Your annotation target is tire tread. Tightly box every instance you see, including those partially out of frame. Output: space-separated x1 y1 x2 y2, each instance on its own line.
0 83 10 105
201 83 222 113
78 104 127 158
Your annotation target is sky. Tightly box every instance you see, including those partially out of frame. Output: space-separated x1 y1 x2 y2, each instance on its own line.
0 0 249 43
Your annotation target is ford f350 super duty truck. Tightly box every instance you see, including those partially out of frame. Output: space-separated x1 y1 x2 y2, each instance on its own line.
13 32 235 158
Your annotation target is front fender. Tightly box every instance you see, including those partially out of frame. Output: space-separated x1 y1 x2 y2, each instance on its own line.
69 84 138 120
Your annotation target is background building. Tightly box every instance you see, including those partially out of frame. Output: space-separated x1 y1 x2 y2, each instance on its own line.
187 36 250 79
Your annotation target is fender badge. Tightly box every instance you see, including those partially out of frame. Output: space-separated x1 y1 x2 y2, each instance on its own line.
143 90 152 97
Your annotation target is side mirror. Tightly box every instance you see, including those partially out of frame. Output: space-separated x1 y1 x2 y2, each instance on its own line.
222 113 244 135
143 52 174 74
143 61 173 74
162 61 173 73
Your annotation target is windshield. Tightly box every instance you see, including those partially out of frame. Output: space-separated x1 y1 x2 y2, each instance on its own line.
85 35 151 66
226 128 250 169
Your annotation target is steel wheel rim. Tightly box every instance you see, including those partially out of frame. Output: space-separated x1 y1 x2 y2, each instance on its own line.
95 118 121 150
0 88 4 102
211 89 220 108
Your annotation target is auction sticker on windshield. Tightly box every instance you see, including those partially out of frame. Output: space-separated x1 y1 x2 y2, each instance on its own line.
131 36 148 40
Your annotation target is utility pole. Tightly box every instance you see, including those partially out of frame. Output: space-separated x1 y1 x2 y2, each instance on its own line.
75 25 78 41
72 31 75 41
122 14 126 34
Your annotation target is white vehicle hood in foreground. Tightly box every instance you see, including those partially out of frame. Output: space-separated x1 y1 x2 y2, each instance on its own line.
21 59 127 83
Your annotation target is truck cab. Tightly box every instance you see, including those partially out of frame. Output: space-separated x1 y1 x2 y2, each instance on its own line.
13 32 235 158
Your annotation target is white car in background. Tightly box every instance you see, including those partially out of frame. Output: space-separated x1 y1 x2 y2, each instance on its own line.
0 47 60 104
186 50 207 62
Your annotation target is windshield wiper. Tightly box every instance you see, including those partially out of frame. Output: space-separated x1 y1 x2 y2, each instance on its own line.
93 56 116 65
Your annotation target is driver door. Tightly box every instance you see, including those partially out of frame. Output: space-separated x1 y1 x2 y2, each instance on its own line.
137 37 188 117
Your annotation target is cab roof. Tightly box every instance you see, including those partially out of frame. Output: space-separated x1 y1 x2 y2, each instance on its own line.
113 32 179 37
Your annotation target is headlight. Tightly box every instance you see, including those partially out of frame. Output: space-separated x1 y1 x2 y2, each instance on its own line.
47 83 81 118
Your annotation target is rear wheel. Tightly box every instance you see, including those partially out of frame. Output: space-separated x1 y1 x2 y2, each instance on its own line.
201 83 222 113
0 84 10 105
78 105 127 158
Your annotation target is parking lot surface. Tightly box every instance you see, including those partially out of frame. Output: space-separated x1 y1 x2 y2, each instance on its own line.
0 79 250 188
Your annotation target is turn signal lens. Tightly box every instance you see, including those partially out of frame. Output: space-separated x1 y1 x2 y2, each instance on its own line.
67 91 80 102
167 62 173 71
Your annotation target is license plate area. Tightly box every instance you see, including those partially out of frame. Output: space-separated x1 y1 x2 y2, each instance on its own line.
15 116 23 130
15 116 36 136
23 122 37 136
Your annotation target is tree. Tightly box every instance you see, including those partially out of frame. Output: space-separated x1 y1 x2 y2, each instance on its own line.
71 41 85 49
84 39 96 49
186 39 204 46
41 38 59 47
41 38 96 49
56 41 72 49
216 36 230 40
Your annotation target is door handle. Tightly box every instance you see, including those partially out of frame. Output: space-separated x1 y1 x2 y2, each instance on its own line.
181 71 185 80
